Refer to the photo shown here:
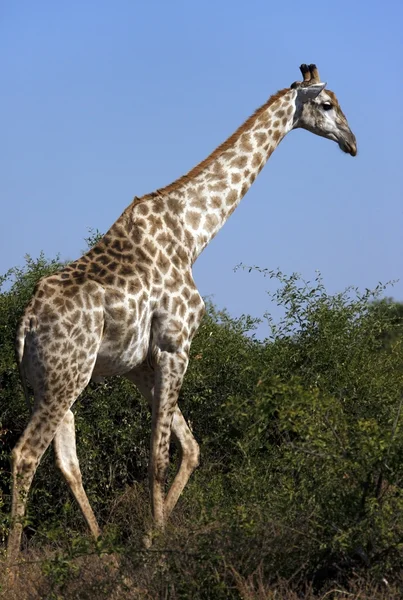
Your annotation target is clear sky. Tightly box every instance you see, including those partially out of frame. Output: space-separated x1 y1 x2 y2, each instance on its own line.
2 1 402 335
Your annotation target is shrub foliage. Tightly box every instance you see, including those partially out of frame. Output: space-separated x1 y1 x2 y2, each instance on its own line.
0 254 402 598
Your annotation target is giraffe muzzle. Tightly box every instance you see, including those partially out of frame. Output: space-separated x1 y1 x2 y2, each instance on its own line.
338 130 357 157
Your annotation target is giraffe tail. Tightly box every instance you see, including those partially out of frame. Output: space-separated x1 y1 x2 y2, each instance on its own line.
15 315 36 414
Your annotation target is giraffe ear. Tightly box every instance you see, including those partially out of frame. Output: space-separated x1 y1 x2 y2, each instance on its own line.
297 82 327 102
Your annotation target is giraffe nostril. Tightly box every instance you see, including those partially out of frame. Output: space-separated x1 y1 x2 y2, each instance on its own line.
339 133 357 157
347 136 357 156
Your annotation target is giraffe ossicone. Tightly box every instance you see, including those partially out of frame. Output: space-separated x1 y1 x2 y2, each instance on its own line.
6 64 357 563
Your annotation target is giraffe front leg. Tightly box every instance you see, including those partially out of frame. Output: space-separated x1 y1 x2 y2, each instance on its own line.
124 364 200 524
164 408 199 521
150 350 189 528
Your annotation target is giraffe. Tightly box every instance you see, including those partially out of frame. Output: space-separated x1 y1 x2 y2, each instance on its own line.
6 64 357 562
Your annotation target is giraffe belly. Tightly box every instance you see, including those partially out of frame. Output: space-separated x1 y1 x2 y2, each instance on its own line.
91 323 151 378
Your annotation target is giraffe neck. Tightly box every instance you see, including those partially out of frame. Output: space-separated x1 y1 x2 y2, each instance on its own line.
150 87 297 262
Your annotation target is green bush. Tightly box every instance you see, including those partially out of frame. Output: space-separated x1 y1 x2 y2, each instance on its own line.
1 257 403 598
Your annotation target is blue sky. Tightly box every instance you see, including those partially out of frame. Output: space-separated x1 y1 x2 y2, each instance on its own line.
2 1 402 334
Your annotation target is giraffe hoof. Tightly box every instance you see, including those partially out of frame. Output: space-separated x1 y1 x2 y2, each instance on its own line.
142 530 153 549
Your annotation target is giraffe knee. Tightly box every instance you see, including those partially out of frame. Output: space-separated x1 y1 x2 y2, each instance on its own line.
151 454 170 485
55 456 82 486
11 445 36 480
11 445 20 468
185 439 200 471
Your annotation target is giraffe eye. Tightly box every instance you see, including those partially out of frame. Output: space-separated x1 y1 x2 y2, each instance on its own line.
322 102 333 111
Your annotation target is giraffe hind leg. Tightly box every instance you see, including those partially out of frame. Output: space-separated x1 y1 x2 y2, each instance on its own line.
53 409 101 539
7 383 91 564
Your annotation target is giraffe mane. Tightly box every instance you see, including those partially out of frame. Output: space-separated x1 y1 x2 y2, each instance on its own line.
133 88 290 205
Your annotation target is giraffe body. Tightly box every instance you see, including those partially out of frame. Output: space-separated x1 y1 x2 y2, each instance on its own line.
7 65 357 563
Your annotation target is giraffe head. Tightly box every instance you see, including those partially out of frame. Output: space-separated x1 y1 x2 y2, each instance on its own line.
291 64 357 156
